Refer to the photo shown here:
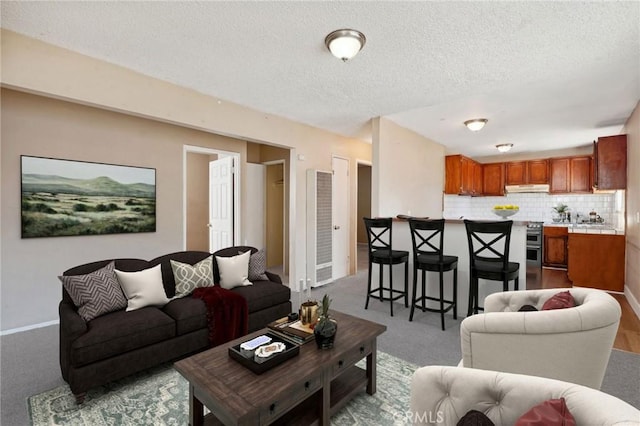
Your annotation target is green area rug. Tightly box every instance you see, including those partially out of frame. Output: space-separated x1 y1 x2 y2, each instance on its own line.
28 352 417 425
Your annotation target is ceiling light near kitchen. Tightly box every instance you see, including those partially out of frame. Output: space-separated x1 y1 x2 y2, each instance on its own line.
464 118 488 131
496 143 513 153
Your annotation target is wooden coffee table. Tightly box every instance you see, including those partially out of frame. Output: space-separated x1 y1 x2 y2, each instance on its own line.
174 310 386 426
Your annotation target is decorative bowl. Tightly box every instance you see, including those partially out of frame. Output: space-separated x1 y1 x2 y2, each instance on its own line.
492 209 519 219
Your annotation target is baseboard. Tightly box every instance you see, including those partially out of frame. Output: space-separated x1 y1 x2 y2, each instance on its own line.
624 287 640 321
0 319 59 336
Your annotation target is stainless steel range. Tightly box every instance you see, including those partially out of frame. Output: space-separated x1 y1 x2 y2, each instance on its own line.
526 222 544 267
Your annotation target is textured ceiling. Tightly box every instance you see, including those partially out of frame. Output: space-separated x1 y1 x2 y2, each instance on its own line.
2 1 639 158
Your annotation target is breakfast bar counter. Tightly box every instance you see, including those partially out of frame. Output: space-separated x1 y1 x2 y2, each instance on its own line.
368 218 527 317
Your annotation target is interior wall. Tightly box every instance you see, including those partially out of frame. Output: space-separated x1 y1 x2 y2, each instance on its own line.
357 164 372 243
244 163 266 250
0 89 248 330
1 30 372 323
623 100 640 311
186 152 217 251
372 117 445 218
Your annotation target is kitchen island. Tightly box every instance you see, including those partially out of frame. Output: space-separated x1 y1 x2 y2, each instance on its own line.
367 218 527 318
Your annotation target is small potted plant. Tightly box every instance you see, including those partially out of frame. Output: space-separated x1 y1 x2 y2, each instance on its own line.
553 203 570 222
314 294 338 349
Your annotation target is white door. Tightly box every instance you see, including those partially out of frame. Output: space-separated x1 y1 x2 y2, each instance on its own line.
209 156 234 252
332 157 349 280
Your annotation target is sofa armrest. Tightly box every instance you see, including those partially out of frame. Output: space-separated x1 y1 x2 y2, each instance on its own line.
410 366 640 425
59 301 87 340
265 270 282 284
59 301 87 381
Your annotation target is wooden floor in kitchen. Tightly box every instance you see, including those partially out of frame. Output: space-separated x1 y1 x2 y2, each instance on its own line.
527 265 640 354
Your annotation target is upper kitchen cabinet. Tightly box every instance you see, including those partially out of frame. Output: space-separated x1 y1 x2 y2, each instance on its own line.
445 155 483 196
483 162 505 196
505 160 549 185
550 156 591 194
593 134 627 190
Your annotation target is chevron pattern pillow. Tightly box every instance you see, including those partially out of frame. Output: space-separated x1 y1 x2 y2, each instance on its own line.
59 261 127 322
170 255 214 298
247 249 269 282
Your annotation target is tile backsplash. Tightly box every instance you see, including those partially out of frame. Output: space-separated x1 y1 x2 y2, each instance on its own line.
443 191 625 229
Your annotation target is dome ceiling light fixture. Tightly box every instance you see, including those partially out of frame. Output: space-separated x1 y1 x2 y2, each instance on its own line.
325 29 366 62
496 143 514 153
464 118 488 131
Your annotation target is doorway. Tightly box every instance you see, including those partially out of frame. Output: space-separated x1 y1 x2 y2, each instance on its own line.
265 162 285 270
183 145 241 252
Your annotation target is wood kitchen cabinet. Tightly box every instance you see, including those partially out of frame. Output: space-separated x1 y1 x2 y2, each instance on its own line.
445 155 483 196
543 226 568 268
483 162 505 196
567 233 625 292
594 134 627 190
472 161 483 195
549 156 591 193
505 160 549 185
569 156 591 193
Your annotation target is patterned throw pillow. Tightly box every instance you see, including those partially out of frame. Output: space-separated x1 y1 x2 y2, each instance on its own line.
58 261 127 322
247 249 269 282
541 291 575 310
170 256 214 298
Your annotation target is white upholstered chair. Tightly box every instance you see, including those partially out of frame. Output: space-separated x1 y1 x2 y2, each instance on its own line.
410 366 640 426
460 287 621 389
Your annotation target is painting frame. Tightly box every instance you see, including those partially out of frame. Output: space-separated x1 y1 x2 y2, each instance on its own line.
21 155 156 238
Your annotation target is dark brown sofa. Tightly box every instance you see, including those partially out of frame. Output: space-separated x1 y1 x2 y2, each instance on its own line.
59 246 291 402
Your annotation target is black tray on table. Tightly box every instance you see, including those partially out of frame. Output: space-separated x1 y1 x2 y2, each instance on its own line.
228 332 300 374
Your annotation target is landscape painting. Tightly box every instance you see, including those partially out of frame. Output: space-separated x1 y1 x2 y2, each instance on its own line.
21 156 156 238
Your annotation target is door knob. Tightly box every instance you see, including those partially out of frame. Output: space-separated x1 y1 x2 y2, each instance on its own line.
207 223 212 228
334 225 340 230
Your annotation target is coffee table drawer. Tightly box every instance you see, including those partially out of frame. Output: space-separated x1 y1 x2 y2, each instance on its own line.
259 372 322 423
330 339 373 378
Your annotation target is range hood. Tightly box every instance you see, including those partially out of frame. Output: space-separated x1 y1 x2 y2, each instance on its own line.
505 184 550 193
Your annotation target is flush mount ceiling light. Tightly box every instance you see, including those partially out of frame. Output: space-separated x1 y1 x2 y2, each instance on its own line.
325 29 366 62
464 118 488 131
496 143 514 153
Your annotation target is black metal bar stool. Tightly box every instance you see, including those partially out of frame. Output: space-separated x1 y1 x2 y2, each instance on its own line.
464 219 520 316
408 218 458 330
363 217 409 316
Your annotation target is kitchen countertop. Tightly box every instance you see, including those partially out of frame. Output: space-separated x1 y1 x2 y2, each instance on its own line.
396 216 531 227
543 222 624 235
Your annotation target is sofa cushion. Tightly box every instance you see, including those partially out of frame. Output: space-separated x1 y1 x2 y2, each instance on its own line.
162 297 207 335
231 280 290 313
116 265 171 311
58 261 127 322
70 307 175 366
216 251 252 289
170 255 214 298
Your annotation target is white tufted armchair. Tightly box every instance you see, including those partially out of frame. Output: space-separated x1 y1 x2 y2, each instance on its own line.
460 287 621 389
410 366 640 426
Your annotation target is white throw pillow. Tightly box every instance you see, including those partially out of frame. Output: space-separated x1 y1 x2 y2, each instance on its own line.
216 251 252 289
115 264 170 311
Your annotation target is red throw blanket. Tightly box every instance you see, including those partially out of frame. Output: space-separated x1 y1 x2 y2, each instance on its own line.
192 286 248 347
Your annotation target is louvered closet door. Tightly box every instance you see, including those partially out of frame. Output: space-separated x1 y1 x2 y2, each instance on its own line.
307 170 333 287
